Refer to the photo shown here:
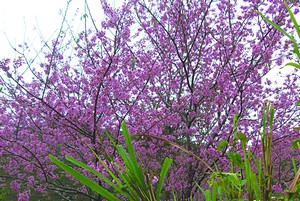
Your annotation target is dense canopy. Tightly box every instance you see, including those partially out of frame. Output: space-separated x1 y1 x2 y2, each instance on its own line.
0 0 299 200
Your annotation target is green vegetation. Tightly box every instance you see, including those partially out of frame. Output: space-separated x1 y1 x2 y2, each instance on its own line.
49 123 173 201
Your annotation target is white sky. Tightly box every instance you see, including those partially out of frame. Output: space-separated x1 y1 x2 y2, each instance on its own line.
0 0 297 86
0 0 104 59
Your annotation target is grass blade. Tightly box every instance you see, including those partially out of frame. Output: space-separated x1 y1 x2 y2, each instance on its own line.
256 9 300 60
48 155 121 201
116 145 136 175
269 105 275 130
155 157 173 200
195 184 211 201
121 123 146 189
122 122 138 167
282 62 300 70
65 156 121 190
257 3 300 60
284 0 300 40
172 190 177 201
256 11 296 43
86 143 124 188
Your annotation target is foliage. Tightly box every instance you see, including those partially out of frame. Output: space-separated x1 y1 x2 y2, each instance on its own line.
195 1 300 200
0 0 300 200
197 103 300 201
0 185 11 200
257 0 300 199
49 122 172 201
195 104 270 200
256 0 300 69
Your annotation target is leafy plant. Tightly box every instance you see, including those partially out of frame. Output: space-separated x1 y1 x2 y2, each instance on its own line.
256 0 300 69
257 1 300 199
49 122 173 201
196 103 276 201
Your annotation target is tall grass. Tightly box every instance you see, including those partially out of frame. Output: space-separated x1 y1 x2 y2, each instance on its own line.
49 122 173 201
196 1 300 199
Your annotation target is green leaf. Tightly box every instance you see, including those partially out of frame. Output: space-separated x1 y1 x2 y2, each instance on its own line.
233 113 239 127
292 158 297 175
256 9 300 60
241 179 247 186
228 152 242 167
121 122 146 188
48 155 121 201
256 10 296 43
122 123 138 168
281 62 300 70
269 105 275 130
131 59 136 68
155 157 173 200
116 145 136 175
284 0 300 41
65 156 123 192
171 190 177 201
86 143 124 189
291 139 300 150
105 125 148 199
212 181 217 201
237 132 248 143
195 182 212 201
217 140 228 151
297 100 300 106
221 172 241 190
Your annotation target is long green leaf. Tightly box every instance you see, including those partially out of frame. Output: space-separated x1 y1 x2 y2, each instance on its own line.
212 181 217 201
122 123 139 169
121 123 146 189
155 157 173 200
65 156 120 190
86 136 137 200
48 155 121 201
243 143 254 198
262 102 269 135
104 127 146 200
86 143 124 188
115 145 149 199
64 155 136 201
257 4 300 60
284 0 300 41
256 11 297 43
257 9 300 60
282 62 300 70
172 190 177 201
116 145 135 175
269 105 275 131
195 183 211 201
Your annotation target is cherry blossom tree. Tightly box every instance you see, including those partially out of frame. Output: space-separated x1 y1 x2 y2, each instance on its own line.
0 0 299 200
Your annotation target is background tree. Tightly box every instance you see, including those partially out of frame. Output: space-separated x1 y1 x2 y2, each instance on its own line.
0 0 299 200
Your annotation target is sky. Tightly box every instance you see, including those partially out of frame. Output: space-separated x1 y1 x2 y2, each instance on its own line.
0 0 297 85
0 0 104 59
